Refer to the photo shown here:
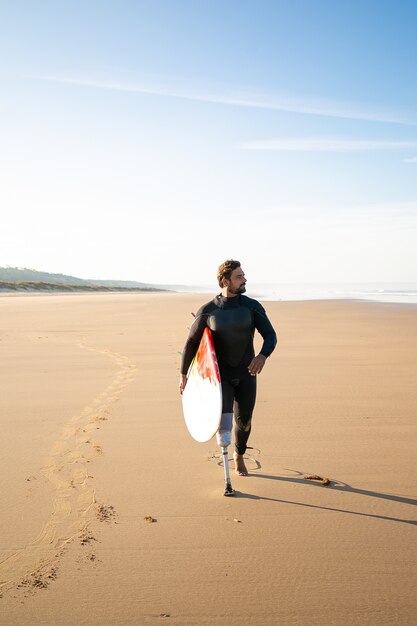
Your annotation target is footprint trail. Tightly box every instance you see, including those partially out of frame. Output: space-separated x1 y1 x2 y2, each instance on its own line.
0 340 137 593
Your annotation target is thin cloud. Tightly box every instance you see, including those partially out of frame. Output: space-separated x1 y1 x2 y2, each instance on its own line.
239 138 417 152
404 156 417 163
257 201 417 219
32 74 415 125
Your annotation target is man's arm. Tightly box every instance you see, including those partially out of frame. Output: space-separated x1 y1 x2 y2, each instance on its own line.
247 304 277 376
254 304 277 358
179 307 208 393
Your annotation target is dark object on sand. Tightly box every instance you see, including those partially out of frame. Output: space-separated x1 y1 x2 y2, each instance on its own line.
304 474 331 486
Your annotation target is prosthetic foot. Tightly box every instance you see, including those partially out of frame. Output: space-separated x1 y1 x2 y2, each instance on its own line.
216 413 235 497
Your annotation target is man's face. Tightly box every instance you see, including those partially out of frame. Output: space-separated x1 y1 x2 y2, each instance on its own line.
226 267 246 295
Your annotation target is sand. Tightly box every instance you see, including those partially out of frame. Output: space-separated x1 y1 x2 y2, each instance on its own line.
0 292 416 625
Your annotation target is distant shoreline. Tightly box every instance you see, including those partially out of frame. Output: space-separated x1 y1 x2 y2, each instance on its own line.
0 281 171 294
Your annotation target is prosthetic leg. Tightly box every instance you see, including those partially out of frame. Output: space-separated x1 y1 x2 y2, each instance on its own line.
216 412 235 496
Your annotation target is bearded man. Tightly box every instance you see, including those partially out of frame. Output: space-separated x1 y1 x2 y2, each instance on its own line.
179 259 277 476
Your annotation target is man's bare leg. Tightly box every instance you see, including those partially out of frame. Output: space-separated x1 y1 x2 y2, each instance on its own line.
233 451 249 476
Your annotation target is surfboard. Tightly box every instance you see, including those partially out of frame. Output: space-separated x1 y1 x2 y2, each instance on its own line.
182 327 222 442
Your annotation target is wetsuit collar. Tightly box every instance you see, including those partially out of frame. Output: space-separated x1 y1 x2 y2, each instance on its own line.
216 293 242 307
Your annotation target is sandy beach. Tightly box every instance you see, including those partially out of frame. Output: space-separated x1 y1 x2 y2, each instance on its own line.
1 292 416 625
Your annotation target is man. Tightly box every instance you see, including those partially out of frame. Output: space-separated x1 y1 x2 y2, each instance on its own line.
179 260 277 476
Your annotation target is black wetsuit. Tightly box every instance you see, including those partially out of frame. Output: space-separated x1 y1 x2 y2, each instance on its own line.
181 293 277 454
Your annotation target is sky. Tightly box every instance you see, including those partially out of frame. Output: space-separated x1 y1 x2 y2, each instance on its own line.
1 0 417 286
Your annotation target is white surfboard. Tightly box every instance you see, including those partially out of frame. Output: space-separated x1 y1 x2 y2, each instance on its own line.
182 327 222 442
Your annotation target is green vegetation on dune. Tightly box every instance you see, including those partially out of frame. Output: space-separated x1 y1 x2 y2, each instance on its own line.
0 281 167 293
0 267 87 284
0 267 168 291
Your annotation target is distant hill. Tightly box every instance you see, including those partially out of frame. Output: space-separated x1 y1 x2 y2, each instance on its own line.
0 267 171 292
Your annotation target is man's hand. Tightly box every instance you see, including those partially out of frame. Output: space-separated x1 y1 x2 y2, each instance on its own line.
179 374 188 395
248 354 266 376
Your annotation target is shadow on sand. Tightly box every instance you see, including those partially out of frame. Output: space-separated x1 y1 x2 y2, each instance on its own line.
231 469 417 526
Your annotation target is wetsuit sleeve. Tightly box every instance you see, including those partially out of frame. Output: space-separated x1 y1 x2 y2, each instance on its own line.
180 307 208 375
254 305 277 358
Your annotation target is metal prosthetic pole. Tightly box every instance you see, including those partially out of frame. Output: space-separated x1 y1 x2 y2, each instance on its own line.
217 412 235 497
221 446 234 496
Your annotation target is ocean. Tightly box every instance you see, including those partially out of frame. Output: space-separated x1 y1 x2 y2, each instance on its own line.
176 283 417 305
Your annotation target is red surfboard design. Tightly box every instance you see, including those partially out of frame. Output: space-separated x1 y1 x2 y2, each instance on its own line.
182 327 222 442
196 328 221 383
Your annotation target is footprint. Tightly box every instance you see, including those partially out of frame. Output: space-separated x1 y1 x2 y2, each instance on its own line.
96 504 117 523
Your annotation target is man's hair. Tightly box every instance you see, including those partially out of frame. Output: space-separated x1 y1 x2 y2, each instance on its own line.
217 259 241 287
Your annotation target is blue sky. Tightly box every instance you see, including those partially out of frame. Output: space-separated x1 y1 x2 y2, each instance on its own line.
1 0 416 284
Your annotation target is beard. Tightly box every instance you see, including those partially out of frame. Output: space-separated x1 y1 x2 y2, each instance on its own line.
229 284 246 294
